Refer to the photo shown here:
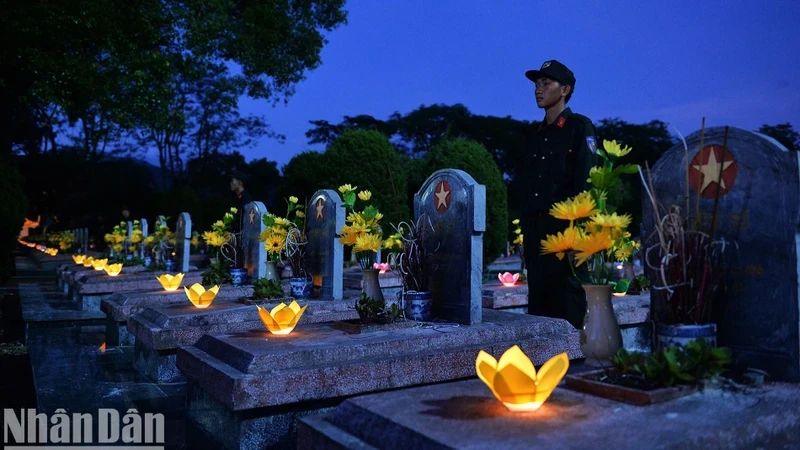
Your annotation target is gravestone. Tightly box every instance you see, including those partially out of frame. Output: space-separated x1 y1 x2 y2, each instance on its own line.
242 201 268 281
127 221 133 239
306 190 344 300
645 126 800 380
414 169 486 325
175 212 192 273
140 218 149 259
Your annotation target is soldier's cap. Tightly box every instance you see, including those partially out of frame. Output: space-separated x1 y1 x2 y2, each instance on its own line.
525 60 576 87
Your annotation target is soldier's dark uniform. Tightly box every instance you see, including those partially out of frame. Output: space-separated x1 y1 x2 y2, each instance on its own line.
522 60 598 329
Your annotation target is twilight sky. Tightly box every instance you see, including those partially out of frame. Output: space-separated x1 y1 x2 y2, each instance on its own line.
234 0 800 170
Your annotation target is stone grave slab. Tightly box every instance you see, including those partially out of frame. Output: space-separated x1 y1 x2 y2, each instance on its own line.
101 285 254 347
306 189 345 300
73 269 204 312
242 201 268 281
482 282 529 313
415 169 486 325
645 126 800 380
298 378 800 450
176 310 580 449
175 212 192 273
128 299 358 382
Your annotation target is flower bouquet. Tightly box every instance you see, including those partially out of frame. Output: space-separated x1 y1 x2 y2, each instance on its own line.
260 196 309 295
104 222 127 258
337 184 387 307
202 207 240 285
539 139 640 363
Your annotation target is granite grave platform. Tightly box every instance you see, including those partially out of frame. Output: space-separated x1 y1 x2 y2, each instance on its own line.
128 299 359 382
73 269 204 312
176 309 581 449
101 285 255 347
298 378 800 449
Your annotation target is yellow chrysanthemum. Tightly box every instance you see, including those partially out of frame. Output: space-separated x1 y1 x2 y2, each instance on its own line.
603 139 632 158
338 184 356 194
573 230 615 266
264 235 285 255
588 213 631 230
373 212 384 222
512 235 524 245
289 196 299 204
358 190 372 201
213 220 225 229
346 212 365 225
296 211 305 218
512 219 520 225
338 232 359 246
273 217 291 227
514 228 522 235
549 192 598 222
539 226 580 260
203 231 228 247
354 233 383 253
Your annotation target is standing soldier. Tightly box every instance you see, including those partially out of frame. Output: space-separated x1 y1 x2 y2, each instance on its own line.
522 59 598 329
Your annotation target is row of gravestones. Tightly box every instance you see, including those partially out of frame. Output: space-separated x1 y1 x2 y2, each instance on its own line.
128 170 488 326
69 228 89 254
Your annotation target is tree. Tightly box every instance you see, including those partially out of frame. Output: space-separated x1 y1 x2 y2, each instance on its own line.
757 123 799 151
0 156 27 282
325 130 410 230
280 151 333 207
424 138 508 266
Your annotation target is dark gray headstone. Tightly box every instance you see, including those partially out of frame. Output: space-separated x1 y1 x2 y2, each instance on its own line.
140 218 149 259
175 213 192 273
127 221 133 239
645 126 799 380
414 169 486 325
82 228 88 253
242 201 268 281
306 190 344 300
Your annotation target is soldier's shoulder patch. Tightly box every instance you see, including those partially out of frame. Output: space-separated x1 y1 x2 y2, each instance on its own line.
586 136 597 154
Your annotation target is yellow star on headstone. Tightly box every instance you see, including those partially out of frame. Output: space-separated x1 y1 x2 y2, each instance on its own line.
315 199 325 219
435 183 450 209
692 148 734 193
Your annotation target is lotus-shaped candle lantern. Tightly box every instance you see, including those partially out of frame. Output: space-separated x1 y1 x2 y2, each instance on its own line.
104 263 123 277
184 283 219 308
476 345 569 412
156 273 184 291
373 262 390 274
82 256 95 267
256 300 308 335
497 272 520 287
46 248 58 256
92 258 108 271
73 254 86 264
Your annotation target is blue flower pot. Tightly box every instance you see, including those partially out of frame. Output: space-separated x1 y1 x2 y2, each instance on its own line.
164 260 176 272
290 277 312 299
143 256 152 268
230 268 248 286
404 291 433 322
656 323 717 349
125 254 133 261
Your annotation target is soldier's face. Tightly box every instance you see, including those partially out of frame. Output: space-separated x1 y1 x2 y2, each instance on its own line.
534 78 568 108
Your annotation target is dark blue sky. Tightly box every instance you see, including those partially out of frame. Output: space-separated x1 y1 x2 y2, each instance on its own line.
234 0 800 170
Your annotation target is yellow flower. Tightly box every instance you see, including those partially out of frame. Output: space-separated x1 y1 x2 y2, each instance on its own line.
190 235 199 246
514 228 521 235
512 219 520 225
229 207 238 214
203 231 227 247
354 233 383 253
513 235 524 245
603 139 632 158
573 230 615 266
539 226 580 260
289 196 299 204
588 213 631 230
338 184 356 194
347 212 365 225
264 235 285 255
213 220 225 229
549 192 598 222
338 232 359 246
358 190 372 201
273 217 291 227
296 211 305 218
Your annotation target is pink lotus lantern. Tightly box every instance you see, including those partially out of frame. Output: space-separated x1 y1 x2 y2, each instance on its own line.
373 262 390 274
498 272 520 287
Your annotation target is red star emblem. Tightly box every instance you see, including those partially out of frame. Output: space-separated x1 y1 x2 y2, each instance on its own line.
433 181 451 214
688 145 738 199
314 198 326 222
